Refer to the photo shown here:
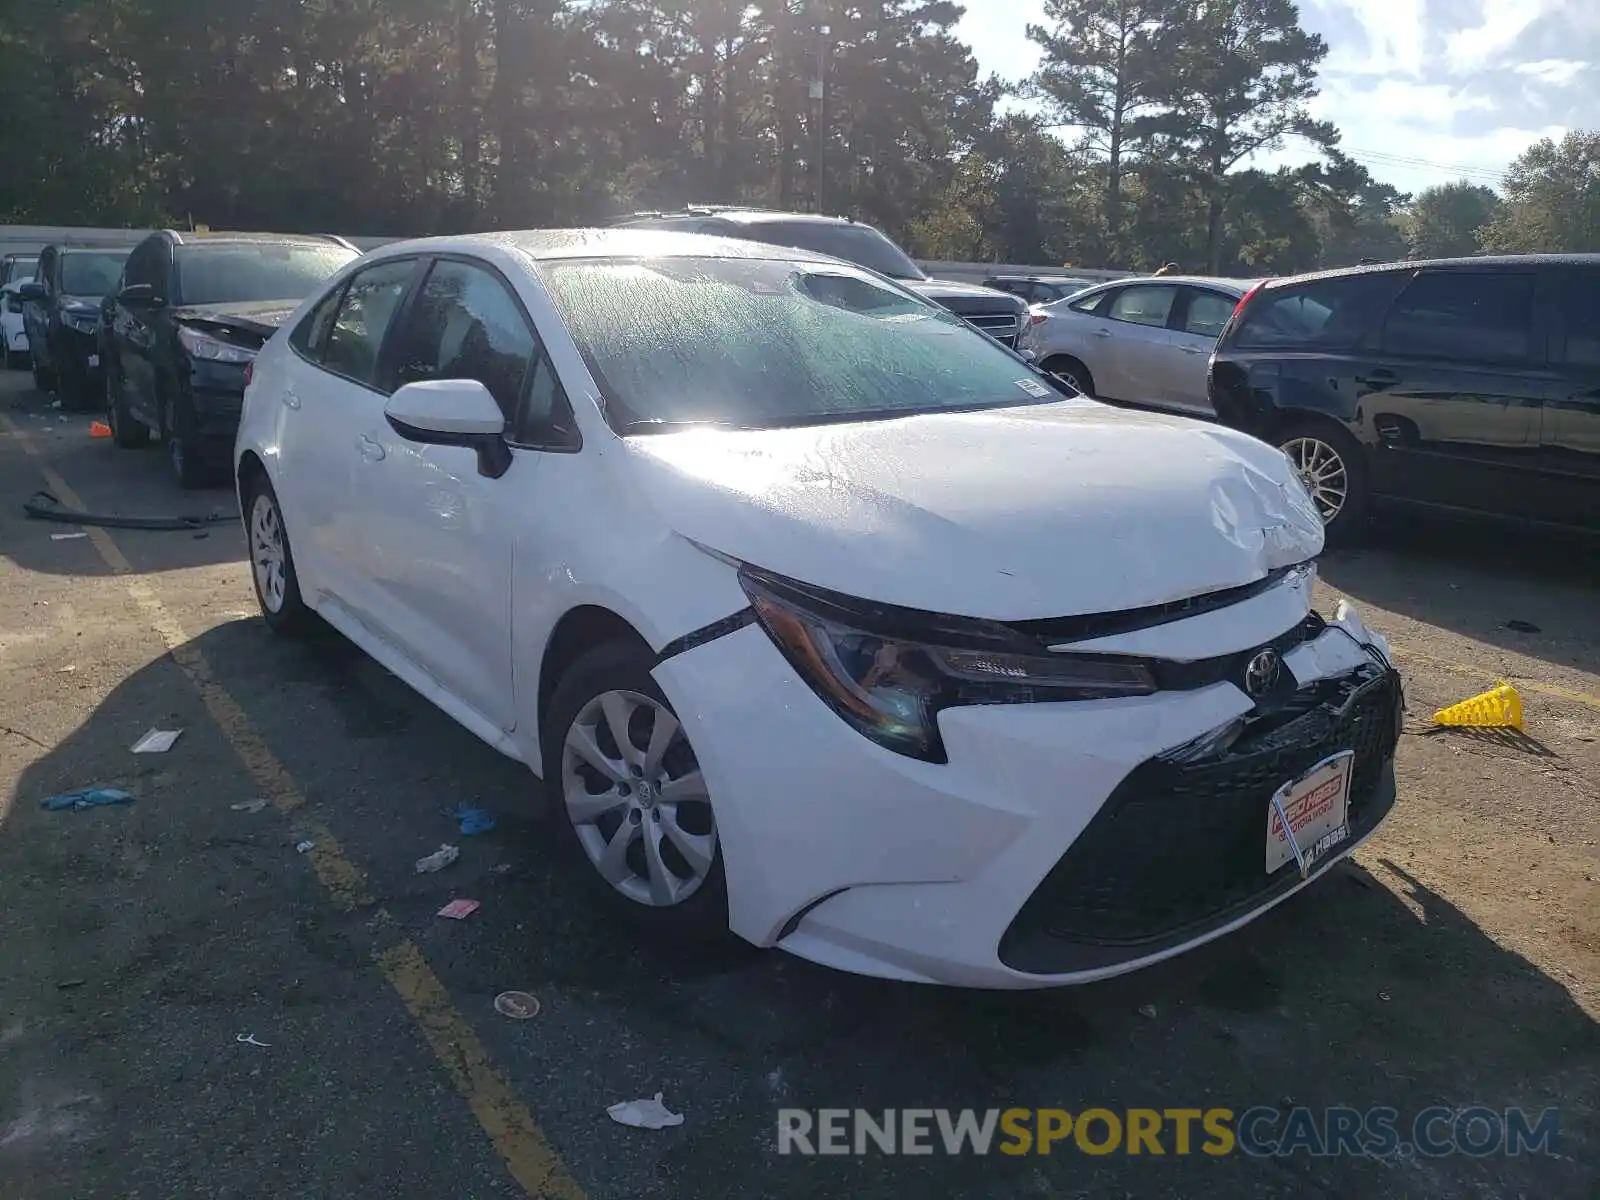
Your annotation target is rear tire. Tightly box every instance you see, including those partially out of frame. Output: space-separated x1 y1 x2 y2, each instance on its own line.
241 472 312 634
542 639 729 944
1276 416 1369 546
1042 355 1094 397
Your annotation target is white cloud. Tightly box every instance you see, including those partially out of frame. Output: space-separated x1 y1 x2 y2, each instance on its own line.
1446 0 1547 71
1320 0 1427 76
1513 57 1587 84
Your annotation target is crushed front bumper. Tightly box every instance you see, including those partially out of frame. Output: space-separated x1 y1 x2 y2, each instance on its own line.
652 586 1401 989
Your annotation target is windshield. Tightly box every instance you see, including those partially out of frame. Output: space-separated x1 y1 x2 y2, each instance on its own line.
175 244 358 306
60 252 129 297
538 257 1062 433
738 221 926 281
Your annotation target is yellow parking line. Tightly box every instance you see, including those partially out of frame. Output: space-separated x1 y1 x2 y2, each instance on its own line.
0 412 585 1200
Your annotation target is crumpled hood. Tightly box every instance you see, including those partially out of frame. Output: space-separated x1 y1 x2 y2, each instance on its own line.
173 299 299 330
60 294 103 313
619 401 1324 620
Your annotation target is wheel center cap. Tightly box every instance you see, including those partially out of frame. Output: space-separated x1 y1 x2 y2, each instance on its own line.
636 779 655 807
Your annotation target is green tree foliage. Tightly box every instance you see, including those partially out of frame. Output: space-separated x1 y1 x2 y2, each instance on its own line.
1479 132 1600 253
1406 181 1500 259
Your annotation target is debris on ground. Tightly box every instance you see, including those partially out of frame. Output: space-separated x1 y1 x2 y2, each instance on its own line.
1137 1004 1157 1019
414 844 460 874
1505 619 1542 634
23 489 235 532
450 804 497 836
235 1033 271 1048
49 531 87 541
230 799 269 814
56 979 86 990
1433 682 1524 730
606 1092 684 1130
40 787 134 812
294 840 316 854
437 899 480 920
130 728 183 754
494 991 541 1020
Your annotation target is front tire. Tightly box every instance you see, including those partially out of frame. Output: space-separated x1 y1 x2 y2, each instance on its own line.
1277 416 1368 546
164 396 211 489
242 473 312 634
106 370 150 448
542 640 728 942
1042 355 1094 397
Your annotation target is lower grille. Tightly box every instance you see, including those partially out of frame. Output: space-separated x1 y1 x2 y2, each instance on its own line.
999 666 1402 974
963 311 1020 347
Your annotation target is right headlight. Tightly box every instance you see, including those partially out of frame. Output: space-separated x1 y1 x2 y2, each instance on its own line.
739 567 1157 762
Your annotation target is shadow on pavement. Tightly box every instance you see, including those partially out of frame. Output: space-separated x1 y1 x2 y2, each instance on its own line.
1320 515 1600 677
4 616 1595 1198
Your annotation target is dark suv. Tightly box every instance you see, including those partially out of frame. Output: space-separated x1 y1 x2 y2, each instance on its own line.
102 230 359 486
19 245 130 406
1209 255 1600 542
610 206 1027 345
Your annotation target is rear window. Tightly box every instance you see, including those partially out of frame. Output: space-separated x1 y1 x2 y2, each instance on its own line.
1233 272 1405 350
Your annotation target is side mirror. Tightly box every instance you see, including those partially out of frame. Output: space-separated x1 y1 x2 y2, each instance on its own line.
118 283 160 306
383 379 512 479
17 282 46 303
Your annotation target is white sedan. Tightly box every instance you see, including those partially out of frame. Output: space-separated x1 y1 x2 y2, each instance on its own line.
1 282 28 370
1018 275 1258 416
235 230 1401 988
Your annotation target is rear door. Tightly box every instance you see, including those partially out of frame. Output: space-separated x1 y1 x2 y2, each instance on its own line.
1098 283 1186 406
1540 267 1600 531
1359 267 1552 521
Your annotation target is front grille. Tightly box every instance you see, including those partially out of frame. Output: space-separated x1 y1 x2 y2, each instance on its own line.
963 311 1020 347
999 666 1401 973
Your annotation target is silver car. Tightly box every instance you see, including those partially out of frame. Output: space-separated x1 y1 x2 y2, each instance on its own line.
1018 275 1261 416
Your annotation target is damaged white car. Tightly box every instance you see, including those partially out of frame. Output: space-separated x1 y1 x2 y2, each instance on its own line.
235 229 1402 988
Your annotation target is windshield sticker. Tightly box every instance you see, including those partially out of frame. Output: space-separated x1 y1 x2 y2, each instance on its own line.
1015 377 1053 398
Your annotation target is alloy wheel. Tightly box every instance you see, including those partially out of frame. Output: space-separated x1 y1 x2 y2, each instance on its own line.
250 492 288 614
1282 435 1348 524
561 690 717 907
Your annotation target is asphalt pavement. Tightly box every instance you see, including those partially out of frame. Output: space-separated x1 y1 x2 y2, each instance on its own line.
0 371 1595 1199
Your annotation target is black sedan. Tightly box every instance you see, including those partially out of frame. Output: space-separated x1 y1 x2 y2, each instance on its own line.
102 231 358 486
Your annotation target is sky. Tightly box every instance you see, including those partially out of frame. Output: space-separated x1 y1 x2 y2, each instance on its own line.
955 0 1598 196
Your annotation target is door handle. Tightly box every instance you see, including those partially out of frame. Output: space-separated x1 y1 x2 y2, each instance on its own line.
1181 345 1205 355
1356 369 1398 388
282 389 301 410
359 434 386 462
1093 328 1113 338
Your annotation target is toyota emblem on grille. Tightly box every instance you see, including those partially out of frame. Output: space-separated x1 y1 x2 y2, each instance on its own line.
1243 649 1282 698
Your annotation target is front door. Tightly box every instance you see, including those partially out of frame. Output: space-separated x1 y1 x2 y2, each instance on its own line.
352 255 534 731
1166 287 1239 415
1357 268 1551 521
1539 267 1600 532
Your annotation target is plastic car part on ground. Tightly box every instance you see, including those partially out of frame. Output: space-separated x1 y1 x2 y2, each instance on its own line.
415 844 460 873
40 787 134 811
130 728 182 754
23 489 236 532
606 1093 684 1130
450 804 497 836
1434 683 1524 730
494 991 540 1020
437 899 480 920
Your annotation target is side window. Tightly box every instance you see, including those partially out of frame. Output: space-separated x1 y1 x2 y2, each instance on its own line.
1381 271 1534 365
1068 289 1108 314
322 258 416 387
390 259 536 416
1183 290 1237 338
290 284 347 360
1558 274 1600 367
1107 285 1177 328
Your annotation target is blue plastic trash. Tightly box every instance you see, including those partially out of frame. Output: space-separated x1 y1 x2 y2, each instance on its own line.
41 787 135 811
451 804 497 836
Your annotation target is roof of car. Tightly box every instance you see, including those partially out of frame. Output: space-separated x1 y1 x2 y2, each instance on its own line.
366 227 852 265
160 230 356 249
1260 253 1600 289
612 207 864 229
1080 274 1258 293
